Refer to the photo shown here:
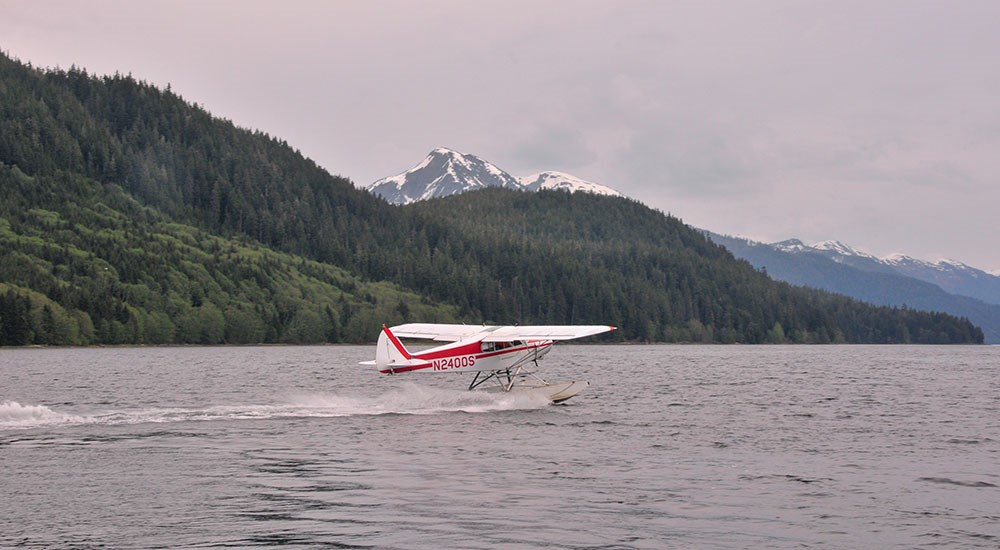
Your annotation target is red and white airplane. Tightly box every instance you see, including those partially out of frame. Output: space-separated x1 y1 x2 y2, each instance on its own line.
361 323 616 403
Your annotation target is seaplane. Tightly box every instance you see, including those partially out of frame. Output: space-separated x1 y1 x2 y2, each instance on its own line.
360 323 616 403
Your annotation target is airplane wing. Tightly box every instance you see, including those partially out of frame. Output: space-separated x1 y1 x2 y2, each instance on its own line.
481 325 616 342
387 323 615 342
388 323 500 342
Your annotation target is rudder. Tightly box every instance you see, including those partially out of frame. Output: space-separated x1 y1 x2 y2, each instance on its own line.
373 325 430 374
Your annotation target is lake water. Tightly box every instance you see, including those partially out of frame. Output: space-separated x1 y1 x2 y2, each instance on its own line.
1 345 998 549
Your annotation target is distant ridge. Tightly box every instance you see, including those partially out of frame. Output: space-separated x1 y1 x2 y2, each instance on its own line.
368 149 622 204
769 239 1000 304
707 233 1000 343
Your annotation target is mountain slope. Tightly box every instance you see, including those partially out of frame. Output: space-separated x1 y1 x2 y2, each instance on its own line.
368 149 622 204
709 234 1000 343
405 189 982 343
0 53 457 344
0 162 458 345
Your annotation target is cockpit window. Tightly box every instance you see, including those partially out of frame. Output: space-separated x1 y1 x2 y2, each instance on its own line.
482 340 525 352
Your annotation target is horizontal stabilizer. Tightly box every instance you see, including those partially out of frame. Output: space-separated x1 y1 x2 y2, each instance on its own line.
375 358 433 374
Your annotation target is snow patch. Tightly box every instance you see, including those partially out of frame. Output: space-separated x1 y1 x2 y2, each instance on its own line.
809 240 879 260
772 239 807 252
517 171 623 197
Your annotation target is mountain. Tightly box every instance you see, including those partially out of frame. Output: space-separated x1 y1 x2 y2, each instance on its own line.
368 149 622 204
367 148 521 205
0 53 461 344
0 157 459 345
709 234 1000 343
782 239 884 265
517 171 623 197
0 51 983 345
770 240 1000 305
881 254 1000 306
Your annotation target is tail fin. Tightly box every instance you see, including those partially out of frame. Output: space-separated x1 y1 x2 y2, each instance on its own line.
372 325 431 374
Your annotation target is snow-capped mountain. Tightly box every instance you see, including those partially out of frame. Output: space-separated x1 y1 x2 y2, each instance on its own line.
367 148 522 205
772 239 895 274
808 240 882 262
719 235 1000 306
368 149 623 205
706 232 1000 343
792 241 1000 304
881 254 1000 306
773 240 1000 303
771 238 808 253
517 171 623 197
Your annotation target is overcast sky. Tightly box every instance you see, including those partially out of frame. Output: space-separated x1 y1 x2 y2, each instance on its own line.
3 0 999 271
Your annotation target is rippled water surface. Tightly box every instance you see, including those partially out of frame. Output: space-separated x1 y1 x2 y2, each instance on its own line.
2 345 998 548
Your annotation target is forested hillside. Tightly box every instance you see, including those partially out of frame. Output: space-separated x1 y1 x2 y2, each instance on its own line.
405 189 982 343
0 162 457 345
0 52 984 344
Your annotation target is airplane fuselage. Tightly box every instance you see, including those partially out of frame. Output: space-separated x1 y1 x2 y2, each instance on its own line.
378 338 552 375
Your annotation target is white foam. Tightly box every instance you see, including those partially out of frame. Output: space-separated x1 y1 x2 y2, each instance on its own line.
0 400 85 429
0 385 549 430
289 382 551 416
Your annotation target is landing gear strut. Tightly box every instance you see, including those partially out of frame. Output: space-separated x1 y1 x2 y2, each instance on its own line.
468 363 550 393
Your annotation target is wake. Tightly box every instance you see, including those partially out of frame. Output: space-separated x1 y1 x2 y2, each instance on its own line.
0 383 550 430
0 400 86 429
